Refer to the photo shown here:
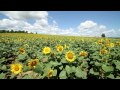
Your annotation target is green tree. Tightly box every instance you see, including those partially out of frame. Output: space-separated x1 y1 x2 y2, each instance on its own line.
101 33 105 38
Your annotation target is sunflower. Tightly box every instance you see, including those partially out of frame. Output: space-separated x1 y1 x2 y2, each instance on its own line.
97 39 103 45
43 47 51 54
19 48 25 54
48 69 54 78
109 43 114 48
65 51 76 62
106 39 110 43
105 39 110 46
105 43 110 47
11 63 22 74
28 59 39 69
56 45 63 52
100 49 108 55
116 41 120 46
79 51 88 57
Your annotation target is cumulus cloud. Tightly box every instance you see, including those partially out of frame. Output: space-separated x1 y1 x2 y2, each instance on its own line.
0 11 48 20
0 19 31 30
0 11 120 37
0 11 49 33
0 11 73 35
77 20 120 37
78 20 97 29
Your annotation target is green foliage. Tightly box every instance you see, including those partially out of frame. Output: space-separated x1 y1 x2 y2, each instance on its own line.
0 73 6 79
33 63 44 73
113 60 120 70
0 33 120 79
53 69 57 76
59 70 67 79
107 74 114 79
75 67 87 79
65 65 72 74
17 54 27 61
102 64 114 72
89 68 99 75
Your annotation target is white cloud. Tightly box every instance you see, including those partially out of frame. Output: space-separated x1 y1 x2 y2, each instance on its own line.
77 20 120 37
78 20 97 29
34 19 48 27
103 29 120 37
0 11 120 37
0 11 49 33
99 25 106 29
0 11 48 20
0 19 31 30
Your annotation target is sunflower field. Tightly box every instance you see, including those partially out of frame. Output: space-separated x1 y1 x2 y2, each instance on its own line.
0 33 120 79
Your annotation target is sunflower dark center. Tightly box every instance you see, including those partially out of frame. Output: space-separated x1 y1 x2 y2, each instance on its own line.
15 65 19 71
67 53 73 59
31 61 37 66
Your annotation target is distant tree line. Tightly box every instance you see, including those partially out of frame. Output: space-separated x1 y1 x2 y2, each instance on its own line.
0 29 28 33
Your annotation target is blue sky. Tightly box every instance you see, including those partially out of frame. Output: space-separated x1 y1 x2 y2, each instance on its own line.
0 11 120 37
48 11 120 30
